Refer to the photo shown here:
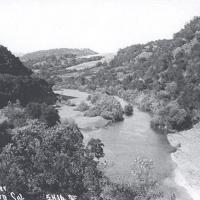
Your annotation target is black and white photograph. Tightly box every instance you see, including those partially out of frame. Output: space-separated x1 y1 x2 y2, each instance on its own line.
0 0 200 199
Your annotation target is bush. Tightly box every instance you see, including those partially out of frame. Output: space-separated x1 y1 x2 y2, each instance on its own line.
112 109 124 121
124 104 133 116
26 102 60 127
84 106 101 117
87 94 124 122
150 115 166 133
86 138 104 159
0 74 57 108
25 102 42 119
90 94 101 104
0 121 103 200
87 95 92 101
100 111 113 120
151 102 193 132
97 95 124 122
75 101 89 112
101 158 175 200
3 101 27 127
0 120 13 151
40 104 60 127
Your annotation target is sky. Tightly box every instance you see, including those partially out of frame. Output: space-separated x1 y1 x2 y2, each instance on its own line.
0 0 200 54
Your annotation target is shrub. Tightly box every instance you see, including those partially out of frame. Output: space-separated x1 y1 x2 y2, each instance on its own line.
124 104 133 116
90 94 101 104
150 115 166 133
151 102 193 132
100 111 113 120
101 158 173 200
86 138 104 159
87 95 92 101
112 109 124 121
84 107 101 117
87 94 124 122
96 95 124 122
25 102 42 119
3 101 27 127
26 102 60 127
40 104 60 127
75 101 89 112
167 106 192 131
0 120 13 151
0 74 57 108
0 121 103 200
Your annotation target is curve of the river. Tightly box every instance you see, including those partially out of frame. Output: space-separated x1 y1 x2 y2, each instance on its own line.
55 89 192 200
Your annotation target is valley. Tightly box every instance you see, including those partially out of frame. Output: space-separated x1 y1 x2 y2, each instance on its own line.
1 15 200 200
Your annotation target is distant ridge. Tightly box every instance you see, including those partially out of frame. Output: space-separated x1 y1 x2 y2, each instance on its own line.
21 48 97 61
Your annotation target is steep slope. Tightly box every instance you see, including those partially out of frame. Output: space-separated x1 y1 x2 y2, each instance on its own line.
0 45 56 108
108 17 200 132
0 45 31 75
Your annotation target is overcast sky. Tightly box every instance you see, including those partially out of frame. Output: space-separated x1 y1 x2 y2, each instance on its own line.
0 0 200 54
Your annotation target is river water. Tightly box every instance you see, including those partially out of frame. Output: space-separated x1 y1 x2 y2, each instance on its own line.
83 108 173 183
56 89 191 199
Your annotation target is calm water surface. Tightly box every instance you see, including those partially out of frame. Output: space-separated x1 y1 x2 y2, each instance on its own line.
57 89 174 183
83 108 174 183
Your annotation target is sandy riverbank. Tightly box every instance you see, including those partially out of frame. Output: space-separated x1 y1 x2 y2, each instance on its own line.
55 89 111 131
168 124 200 200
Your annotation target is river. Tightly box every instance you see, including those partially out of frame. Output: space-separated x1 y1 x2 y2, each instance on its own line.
55 89 192 199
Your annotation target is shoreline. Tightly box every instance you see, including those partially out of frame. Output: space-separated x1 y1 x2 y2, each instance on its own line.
171 154 199 200
56 88 199 199
168 127 200 200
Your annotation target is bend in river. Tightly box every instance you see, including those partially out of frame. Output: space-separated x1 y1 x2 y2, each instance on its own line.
55 89 192 200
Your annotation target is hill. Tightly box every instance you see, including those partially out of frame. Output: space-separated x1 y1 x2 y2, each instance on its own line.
0 45 56 108
21 48 97 61
62 16 200 133
0 45 31 76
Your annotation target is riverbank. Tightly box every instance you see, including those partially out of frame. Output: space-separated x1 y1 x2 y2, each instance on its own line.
55 88 193 199
55 89 111 131
168 124 200 200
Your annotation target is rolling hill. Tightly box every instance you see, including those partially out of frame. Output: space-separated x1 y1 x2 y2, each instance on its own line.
21 48 97 62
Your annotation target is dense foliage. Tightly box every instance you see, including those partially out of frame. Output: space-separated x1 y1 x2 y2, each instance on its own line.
0 45 57 108
124 104 133 116
0 45 31 75
26 102 60 126
0 121 104 200
62 17 200 133
0 120 13 151
85 93 124 122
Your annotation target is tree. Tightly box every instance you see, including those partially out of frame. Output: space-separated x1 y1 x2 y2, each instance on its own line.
26 103 60 127
0 121 104 200
124 104 133 116
75 102 89 112
86 138 104 160
0 120 13 151
40 104 60 127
